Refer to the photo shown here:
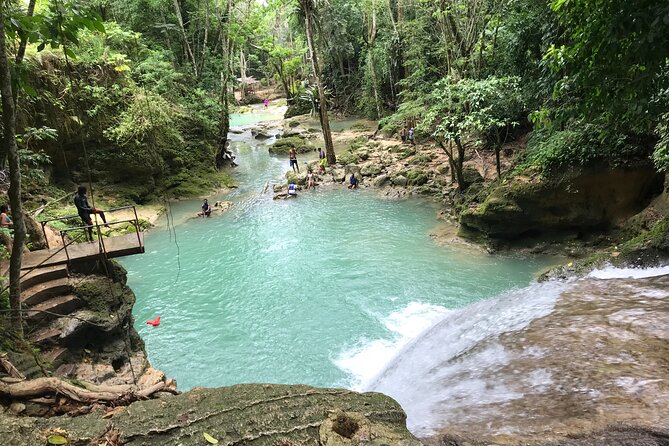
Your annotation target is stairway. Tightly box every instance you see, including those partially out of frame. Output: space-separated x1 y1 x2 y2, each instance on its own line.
18 264 82 367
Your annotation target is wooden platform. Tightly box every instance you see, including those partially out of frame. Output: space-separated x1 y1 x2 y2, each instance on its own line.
21 233 144 269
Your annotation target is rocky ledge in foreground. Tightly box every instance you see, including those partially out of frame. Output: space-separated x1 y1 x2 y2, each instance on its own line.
0 384 421 446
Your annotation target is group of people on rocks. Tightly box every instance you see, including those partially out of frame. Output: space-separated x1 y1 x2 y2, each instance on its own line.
286 146 359 197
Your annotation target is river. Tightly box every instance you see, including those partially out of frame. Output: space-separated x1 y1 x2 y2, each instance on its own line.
122 108 562 434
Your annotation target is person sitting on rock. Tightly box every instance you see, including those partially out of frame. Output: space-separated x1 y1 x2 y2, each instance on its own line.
200 199 212 217
307 170 316 190
288 183 298 197
348 173 359 189
0 204 12 228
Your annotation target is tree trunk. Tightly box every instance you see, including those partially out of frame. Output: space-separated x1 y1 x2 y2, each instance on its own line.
0 0 38 169
454 137 468 191
0 6 26 338
240 50 247 100
215 0 233 169
367 0 382 119
301 0 336 164
173 0 199 77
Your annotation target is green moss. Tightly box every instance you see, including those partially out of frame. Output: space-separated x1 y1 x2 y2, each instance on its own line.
410 154 433 165
269 136 314 155
405 169 429 186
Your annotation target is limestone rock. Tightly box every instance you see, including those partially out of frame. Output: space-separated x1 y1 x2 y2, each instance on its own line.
393 175 408 187
281 128 304 138
374 175 390 187
361 165 383 177
0 385 419 446
252 129 271 140
9 402 25 415
462 166 484 184
460 166 664 239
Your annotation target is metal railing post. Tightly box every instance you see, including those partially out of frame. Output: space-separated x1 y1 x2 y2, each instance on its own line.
96 223 106 254
132 206 142 249
41 222 50 249
60 231 71 264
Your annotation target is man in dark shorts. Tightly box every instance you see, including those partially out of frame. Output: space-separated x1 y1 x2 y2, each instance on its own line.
74 185 107 241
288 147 300 173
201 199 212 217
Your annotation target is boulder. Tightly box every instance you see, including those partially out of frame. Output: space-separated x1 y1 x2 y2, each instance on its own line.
361 164 383 177
374 175 390 187
281 128 304 138
0 385 421 446
393 175 408 187
462 166 484 184
460 166 664 239
406 169 429 186
252 129 271 140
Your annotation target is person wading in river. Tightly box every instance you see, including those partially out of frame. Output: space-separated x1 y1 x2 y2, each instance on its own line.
289 147 300 173
74 185 108 242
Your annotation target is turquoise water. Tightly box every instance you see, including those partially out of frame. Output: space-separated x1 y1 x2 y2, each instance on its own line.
122 113 553 391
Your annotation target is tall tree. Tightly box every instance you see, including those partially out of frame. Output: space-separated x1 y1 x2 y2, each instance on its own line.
0 3 26 337
215 0 234 169
299 0 336 164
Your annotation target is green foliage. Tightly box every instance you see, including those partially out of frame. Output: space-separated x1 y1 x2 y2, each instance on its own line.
652 112 669 171
102 91 183 178
517 123 651 174
545 0 669 133
394 76 524 146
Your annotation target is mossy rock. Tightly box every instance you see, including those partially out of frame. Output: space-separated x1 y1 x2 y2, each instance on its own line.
0 385 421 446
269 136 314 155
288 120 301 128
410 154 433 166
284 100 312 119
361 165 383 177
406 169 429 186
462 166 484 184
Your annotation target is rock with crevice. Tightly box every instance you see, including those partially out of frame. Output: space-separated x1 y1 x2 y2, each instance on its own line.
0 384 421 446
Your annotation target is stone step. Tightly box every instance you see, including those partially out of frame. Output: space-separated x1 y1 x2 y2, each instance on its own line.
21 277 71 307
24 294 81 325
19 265 68 290
28 327 62 347
42 347 68 367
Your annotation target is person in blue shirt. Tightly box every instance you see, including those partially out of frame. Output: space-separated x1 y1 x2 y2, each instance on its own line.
348 173 359 189
288 183 298 197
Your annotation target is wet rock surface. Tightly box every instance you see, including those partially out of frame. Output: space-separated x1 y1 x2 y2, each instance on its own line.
405 274 669 445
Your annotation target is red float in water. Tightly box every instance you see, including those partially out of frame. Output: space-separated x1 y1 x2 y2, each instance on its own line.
146 316 161 327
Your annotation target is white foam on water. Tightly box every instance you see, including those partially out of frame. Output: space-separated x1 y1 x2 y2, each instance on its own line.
365 280 566 436
588 265 669 279
334 302 451 390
